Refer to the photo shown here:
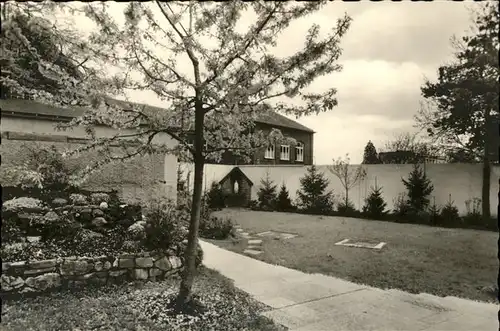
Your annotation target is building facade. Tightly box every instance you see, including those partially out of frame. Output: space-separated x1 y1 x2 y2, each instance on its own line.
199 111 315 166
0 98 178 205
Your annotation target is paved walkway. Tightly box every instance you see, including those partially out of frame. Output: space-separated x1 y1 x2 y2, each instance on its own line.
199 240 498 331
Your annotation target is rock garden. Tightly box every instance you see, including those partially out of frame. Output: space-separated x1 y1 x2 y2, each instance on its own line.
1 190 202 295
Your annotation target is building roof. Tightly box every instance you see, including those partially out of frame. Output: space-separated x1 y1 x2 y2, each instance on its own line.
0 98 86 120
0 98 315 133
254 110 315 133
219 167 254 186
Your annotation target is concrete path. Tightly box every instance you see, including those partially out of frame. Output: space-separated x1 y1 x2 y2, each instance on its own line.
199 240 498 331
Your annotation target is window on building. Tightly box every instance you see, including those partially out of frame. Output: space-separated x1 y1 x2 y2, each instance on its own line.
296 142 304 162
264 144 275 159
280 145 290 161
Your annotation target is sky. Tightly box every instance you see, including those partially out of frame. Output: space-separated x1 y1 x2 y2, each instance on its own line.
69 1 481 165
276 1 479 165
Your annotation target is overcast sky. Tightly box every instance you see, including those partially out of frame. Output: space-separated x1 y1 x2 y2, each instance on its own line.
72 1 480 165
282 1 479 164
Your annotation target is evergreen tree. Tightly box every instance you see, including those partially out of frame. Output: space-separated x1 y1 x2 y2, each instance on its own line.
428 196 442 225
257 172 278 210
206 182 226 210
297 165 334 215
362 141 381 164
362 184 388 219
402 164 434 212
440 194 460 225
276 183 293 212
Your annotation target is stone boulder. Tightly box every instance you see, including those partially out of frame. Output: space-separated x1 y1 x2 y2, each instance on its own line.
51 198 68 206
3 197 45 213
43 211 60 223
79 208 93 222
1 275 25 291
92 209 105 217
25 273 61 291
91 217 108 228
127 221 147 240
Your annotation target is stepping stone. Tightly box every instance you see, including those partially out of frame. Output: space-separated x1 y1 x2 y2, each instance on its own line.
235 228 244 232
247 245 262 250
240 232 251 238
26 236 41 243
243 249 263 256
248 239 263 245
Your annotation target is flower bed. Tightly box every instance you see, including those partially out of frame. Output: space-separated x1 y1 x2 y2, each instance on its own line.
1 251 183 296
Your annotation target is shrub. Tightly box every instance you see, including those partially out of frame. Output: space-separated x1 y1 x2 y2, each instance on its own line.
257 172 277 210
206 182 226 209
3 197 44 212
90 192 110 204
402 164 434 212
297 165 334 215
440 195 460 225
142 200 187 252
248 199 259 210
392 193 412 220
225 192 246 207
40 213 82 242
1 216 23 244
276 183 294 212
69 193 88 205
462 197 482 226
428 197 441 226
106 203 142 228
199 216 234 240
362 184 388 219
337 199 358 217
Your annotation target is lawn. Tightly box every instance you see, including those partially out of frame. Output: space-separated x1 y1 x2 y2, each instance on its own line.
1 266 287 331
211 209 498 303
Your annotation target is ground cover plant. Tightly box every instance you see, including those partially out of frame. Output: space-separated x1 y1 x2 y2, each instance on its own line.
211 209 498 303
1 267 287 331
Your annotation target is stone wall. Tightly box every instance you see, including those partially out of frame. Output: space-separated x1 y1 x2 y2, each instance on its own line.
1 252 183 295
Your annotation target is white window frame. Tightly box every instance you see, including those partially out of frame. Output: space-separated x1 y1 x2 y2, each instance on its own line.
264 144 275 159
280 145 290 161
295 142 304 162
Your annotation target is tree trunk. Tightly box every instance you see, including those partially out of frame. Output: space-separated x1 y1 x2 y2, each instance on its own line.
481 144 491 221
345 189 349 207
177 101 205 305
481 108 492 221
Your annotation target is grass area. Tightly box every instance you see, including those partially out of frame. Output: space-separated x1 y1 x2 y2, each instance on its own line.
212 209 498 303
1 266 287 331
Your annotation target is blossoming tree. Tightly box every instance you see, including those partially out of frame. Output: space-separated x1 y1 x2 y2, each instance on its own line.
3 1 352 307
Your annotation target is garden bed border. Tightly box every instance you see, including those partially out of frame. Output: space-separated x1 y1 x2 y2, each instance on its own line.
1 251 183 296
